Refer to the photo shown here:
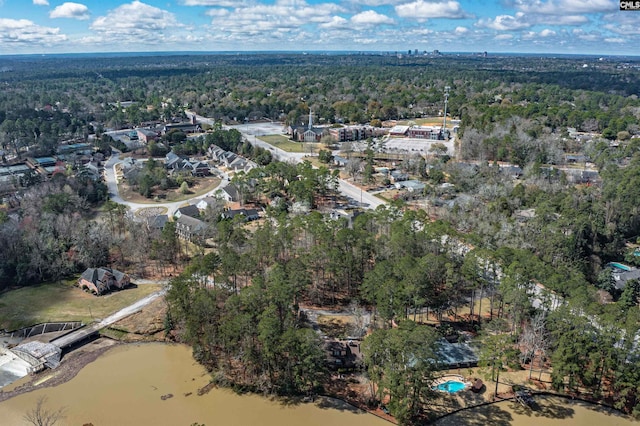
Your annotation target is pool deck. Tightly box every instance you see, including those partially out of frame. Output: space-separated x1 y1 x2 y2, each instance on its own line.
433 374 471 391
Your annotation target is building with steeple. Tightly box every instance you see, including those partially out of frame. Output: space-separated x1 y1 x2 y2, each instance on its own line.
288 110 329 142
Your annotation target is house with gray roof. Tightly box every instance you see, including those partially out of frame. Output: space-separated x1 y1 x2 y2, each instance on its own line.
395 179 426 193
174 204 200 219
608 263 640 290
136 128 158 143
221 208 260 221
162 122 201 135
78 267 130 295
220 152 238 167
390 170 409 182
146 214 168 231
196 197 219 211
175 215 207 242
217 184 239 202
333 155 348 167
207 145 226 161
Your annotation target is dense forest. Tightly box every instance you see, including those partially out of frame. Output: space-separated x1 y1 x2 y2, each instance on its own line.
1 53 640 424
1 53 639 151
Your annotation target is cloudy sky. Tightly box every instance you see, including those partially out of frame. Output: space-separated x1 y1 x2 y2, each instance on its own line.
0 0 635 55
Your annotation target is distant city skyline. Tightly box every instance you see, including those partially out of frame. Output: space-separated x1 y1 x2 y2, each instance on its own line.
0 0 636 56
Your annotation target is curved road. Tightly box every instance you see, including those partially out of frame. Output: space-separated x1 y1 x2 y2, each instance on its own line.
104 150 228 217
106 115 386 213
189 112 386 210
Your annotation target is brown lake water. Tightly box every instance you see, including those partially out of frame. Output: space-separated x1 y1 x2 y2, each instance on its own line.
0 343 389 426
0 342 636 426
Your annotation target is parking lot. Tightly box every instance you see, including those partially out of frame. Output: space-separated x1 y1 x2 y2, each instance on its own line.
229 122 287 136
383 137 455 156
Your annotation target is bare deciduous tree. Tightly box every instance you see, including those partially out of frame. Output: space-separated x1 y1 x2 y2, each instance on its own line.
345 158 363 181
520 313 549 379
23 396 66 426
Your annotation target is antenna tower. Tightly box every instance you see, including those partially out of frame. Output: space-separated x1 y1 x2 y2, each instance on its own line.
442 86 450 132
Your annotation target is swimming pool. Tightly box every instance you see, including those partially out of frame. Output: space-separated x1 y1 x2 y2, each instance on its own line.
608 262 631 271
435 380 466 393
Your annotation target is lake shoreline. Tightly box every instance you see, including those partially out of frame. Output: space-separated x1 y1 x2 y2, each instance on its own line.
1 340 635 426
0 343 391 426
0 337 121 403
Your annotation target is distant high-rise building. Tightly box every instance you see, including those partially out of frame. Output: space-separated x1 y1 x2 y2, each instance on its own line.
414 49 418 55
408 49 412 55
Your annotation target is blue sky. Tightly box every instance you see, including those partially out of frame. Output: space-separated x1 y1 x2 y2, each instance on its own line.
0 0 636 55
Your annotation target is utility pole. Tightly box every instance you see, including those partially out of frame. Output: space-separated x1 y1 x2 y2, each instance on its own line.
443 86 450 137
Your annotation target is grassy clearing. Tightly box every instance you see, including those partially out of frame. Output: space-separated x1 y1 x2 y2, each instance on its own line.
117 176 220 204
398 117 452 127
317 314 354 338
0 279 163 330
413 297 495 324
258 135 323 153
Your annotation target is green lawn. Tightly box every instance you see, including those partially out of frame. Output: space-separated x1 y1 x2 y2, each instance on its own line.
258 135 322 153
0 279 163 330
117 176 221 204
398 117 451 127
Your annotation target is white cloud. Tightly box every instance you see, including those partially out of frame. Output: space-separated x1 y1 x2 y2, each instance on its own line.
572 28 600 41
603 13 640 35
351 10 394 26
477 12 531 30
33 0 49 5
604 37 625 43
319 16 349 29
347 0 407 5
537 14 588 25
454 26 468 34
478 10 586 31
395 1 469 22
495 34 514 40
91 1 183 44
180 0 251 6
522 28 556 39
513 0 615 15
0 18 67 45
206 0 345 41
205 8 230 17
50 3 90 20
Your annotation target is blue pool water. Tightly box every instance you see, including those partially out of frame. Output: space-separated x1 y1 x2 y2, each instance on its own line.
435 380 466 393
608 262 632 271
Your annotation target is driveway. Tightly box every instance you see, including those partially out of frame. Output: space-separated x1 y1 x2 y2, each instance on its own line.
104 149 228 217
186 113 388 211
106 114 388 212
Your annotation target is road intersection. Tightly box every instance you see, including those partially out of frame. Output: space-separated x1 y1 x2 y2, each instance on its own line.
104 115 387 215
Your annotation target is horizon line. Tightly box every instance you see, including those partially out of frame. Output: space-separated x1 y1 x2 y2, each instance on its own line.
0 50 639 59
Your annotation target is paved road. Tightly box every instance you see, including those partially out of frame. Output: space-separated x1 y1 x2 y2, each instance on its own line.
105 113 386 212
188 112 387 210
52 286 167 349
338 179 386 210
104 149 228 217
